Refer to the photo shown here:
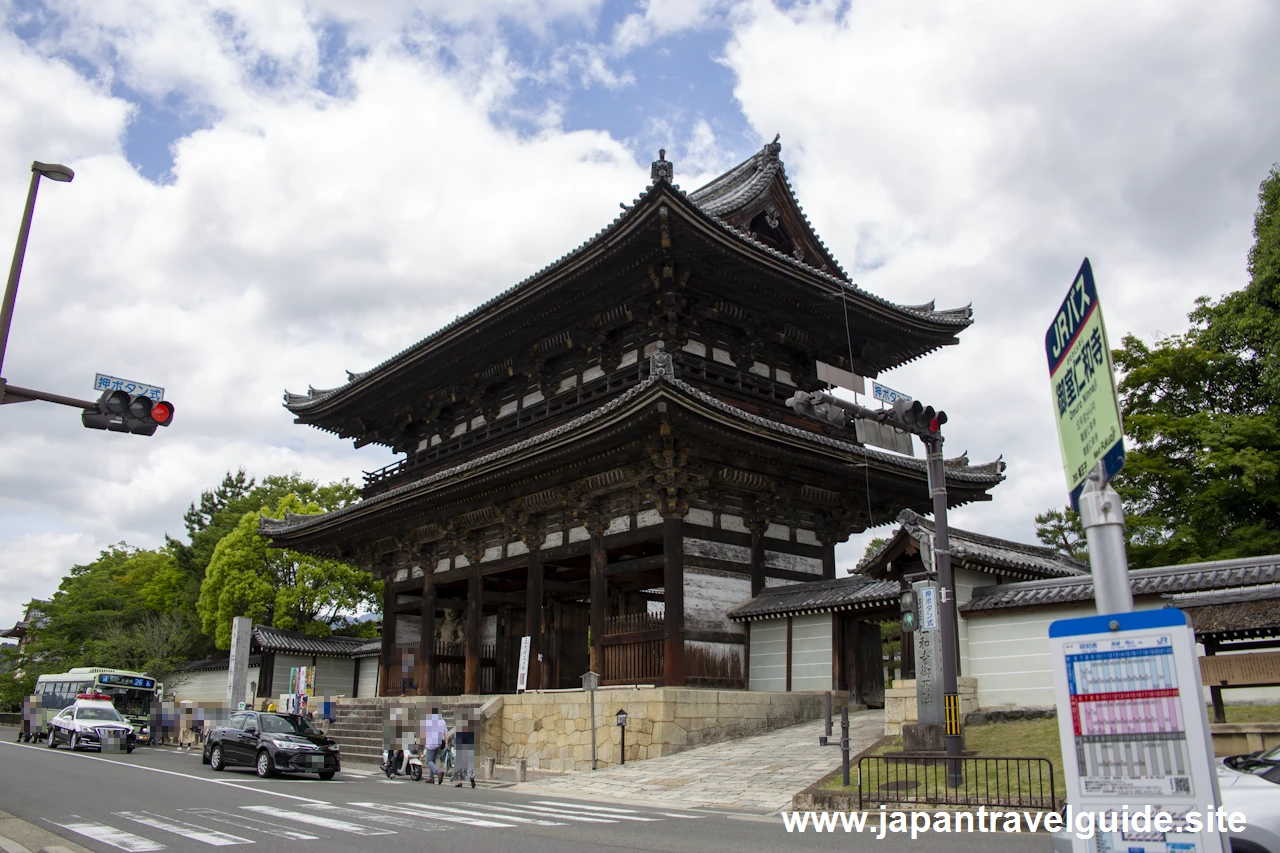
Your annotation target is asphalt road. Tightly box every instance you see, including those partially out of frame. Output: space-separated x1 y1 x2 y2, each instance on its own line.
0 729 1050 853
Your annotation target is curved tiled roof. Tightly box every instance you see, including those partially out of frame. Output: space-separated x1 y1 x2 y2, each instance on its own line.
263 363 1005 539
727 576 900 621
858 508 1088 580
284 141 973 415
251 624 372 657
961 554 1280 613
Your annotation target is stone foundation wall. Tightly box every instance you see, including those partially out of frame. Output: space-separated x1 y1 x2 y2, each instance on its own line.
335 689 853 773
498 688 851 772
884 677 978 736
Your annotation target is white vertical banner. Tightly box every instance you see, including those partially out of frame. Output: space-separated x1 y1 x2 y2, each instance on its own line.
516 636 531 693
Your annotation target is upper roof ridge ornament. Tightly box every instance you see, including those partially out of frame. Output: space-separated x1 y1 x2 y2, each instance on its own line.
651 149 673 183
649 340 675 378
763 133 781 159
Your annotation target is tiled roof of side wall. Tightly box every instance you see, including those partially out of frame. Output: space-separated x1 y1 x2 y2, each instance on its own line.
263 371 1005 538
961 555 1280 613
286 161 972 413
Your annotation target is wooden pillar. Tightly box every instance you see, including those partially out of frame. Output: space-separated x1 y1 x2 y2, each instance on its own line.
526 550 543 690
1205 639 1226 723
590 531 607 676
821 540 837 580
663 516 685 686
420 576 436 696
464 567 483 695
379 582 396 697
749 524 766 597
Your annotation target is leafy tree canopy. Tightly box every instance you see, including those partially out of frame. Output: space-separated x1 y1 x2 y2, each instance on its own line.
20 544 196 683
197 493 380 649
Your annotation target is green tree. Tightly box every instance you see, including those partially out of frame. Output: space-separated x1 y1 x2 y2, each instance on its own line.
862 537 889 561
1037 164 1280 567
197 493 380 649
1034 507 1087 560
21 544 198 679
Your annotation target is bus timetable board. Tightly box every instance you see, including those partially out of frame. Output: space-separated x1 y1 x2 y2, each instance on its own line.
99 674 155 690
1049 609 1224 853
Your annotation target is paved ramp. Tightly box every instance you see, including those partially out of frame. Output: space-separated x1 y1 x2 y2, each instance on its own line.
522 710 884 813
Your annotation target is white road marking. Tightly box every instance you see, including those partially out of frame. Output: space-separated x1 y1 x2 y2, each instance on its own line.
240 805 394 836
53 819 166 852
533 799 706 819
391 801 567 827
1 741 327 804
184 808 322 840
349 802 515 828
478 801 654 822
302 804 453 832
116 812 252 846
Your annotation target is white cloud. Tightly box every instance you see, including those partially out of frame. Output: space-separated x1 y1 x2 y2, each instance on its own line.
725 0 1280 556
0 3 644 632
614 0 729 54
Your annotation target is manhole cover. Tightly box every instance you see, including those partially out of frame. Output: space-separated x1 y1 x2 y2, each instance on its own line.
877 780 921 793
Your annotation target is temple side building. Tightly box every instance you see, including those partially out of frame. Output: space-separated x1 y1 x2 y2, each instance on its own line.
262 139 1005 698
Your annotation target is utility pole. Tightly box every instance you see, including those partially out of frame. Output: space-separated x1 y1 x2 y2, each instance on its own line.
786 389 964 779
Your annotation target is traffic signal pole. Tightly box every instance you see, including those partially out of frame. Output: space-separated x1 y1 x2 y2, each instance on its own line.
787 389 965 781
922 434 965 784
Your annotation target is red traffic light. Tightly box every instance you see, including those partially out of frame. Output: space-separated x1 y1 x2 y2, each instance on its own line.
150 400 174 427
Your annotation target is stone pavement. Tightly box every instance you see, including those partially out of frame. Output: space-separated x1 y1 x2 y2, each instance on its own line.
521 709 884 813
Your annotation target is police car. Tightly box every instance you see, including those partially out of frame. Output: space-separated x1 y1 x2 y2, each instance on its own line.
47 693 137 753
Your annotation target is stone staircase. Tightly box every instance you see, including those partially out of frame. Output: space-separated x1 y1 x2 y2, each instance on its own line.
326 698 497 765
326 702 384 765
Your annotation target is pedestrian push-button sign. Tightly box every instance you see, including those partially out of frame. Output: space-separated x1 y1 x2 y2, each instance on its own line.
1046 258 1125 510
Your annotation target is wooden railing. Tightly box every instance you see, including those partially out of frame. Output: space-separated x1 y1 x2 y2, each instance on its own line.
431 642 497 695
603 612 664 635
603 639 664 683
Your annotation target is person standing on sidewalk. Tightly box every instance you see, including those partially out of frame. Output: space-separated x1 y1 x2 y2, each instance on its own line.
421 708 447 783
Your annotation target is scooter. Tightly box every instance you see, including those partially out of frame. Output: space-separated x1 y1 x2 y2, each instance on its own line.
381 748 424 781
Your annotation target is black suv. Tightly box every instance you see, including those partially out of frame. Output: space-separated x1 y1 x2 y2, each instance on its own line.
202 711 340 780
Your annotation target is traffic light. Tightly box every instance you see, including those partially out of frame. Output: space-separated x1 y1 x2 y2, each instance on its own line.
890 399 948 436
82 390 175 436
784 390 849 427
900 588 919 633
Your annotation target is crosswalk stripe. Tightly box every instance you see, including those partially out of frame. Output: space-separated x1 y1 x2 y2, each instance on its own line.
54 819 165 852
302 804 453 832
481 802 658 822
533 799 706 819
240 805 394 836
184 809 322 841
390 801 566 827
347 802 516 828
468 802 620 823
116 812 252 846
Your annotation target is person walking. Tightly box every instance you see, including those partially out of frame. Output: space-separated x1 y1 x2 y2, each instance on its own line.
451 717 476 788
420 708 447 784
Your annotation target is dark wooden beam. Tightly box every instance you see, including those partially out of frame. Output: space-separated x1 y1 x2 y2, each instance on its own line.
420 577 435 695
663 516 685 687
749 525 765 597
379 584 395 697
464 567 482 694
526 549 543 691
589 531 606 676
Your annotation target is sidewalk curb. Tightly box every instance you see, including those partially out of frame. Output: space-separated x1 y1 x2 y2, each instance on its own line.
0 811 92 853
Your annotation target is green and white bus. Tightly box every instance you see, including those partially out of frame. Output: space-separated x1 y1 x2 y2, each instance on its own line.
35 668 163 741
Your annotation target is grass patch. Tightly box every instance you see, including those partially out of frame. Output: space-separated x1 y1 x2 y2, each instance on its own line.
825 718 1068 805
1215 704 1280 724
821 704 1280 806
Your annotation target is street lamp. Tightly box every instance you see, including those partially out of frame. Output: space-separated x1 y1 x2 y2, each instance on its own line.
616 709 628 765
0 160 75 379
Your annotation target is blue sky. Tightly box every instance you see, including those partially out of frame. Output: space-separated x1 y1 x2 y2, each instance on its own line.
0 0 1277 631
